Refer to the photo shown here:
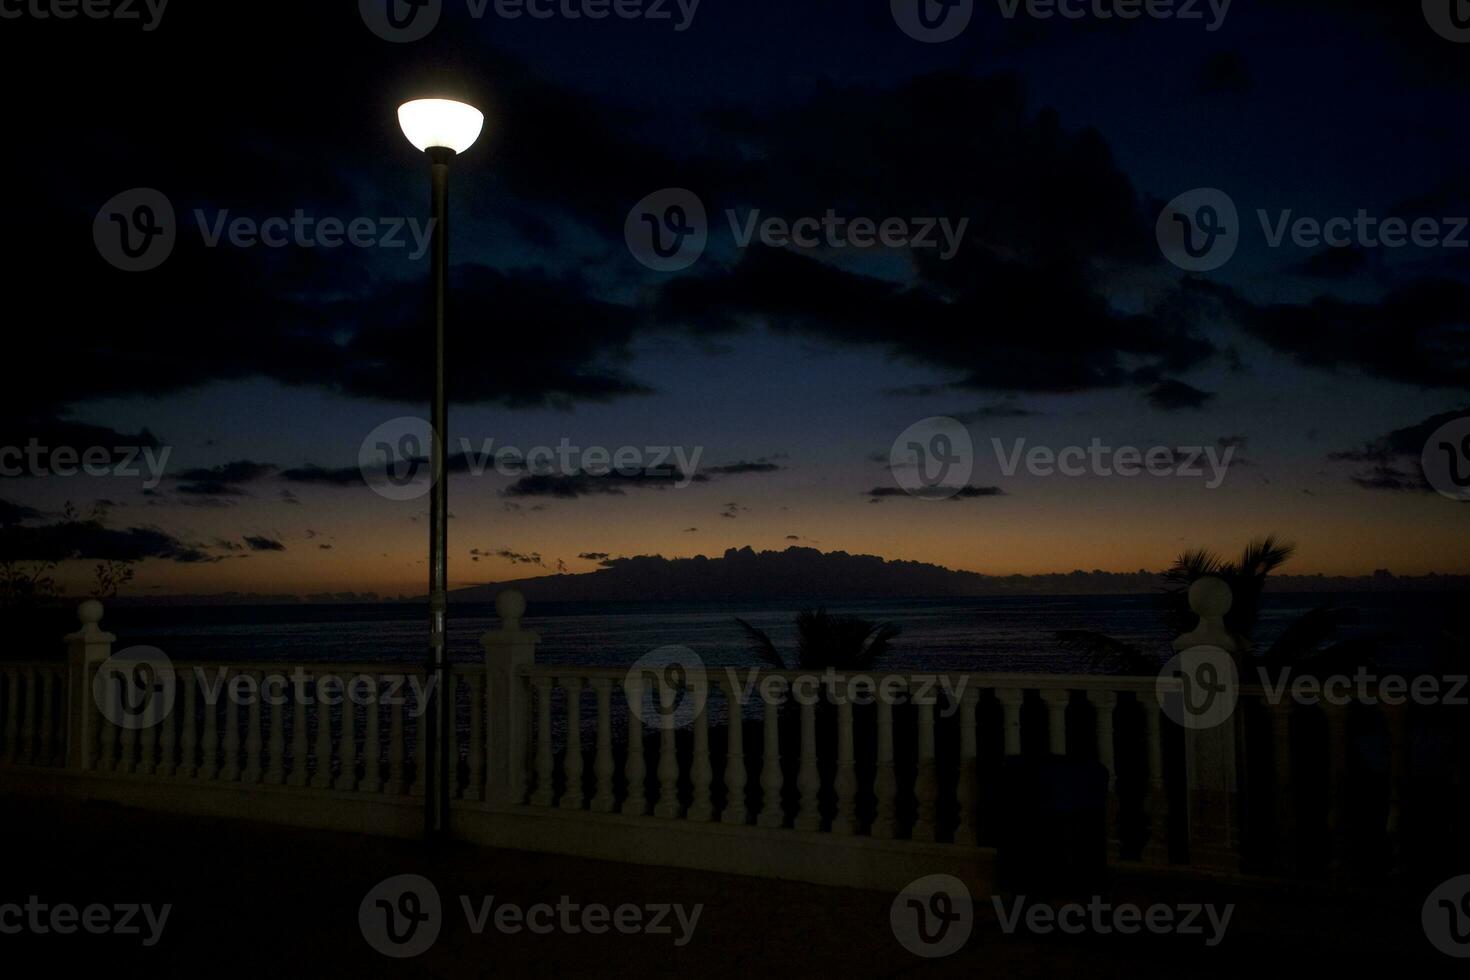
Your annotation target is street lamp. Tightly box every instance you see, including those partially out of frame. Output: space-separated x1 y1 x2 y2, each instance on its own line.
398 96 483 841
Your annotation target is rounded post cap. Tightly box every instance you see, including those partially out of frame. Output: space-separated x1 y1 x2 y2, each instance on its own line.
77 598 105 627
496 589 526 628
1188 576 1233 617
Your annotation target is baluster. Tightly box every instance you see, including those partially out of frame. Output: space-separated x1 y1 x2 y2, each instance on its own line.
720 680 750 825
561 677 585 810
3 669 20 764
999 688 1024 757
793 686 820 831
200 679 219 779
756 684 784 828
912 692 937 843
1091 690 1120 859
288 683 309 787
1385 703 1408 875
360 678 383 793
871 693 897 839
688 677 714 821
1142 700 1169 864
1042 689 1069 756
386 697 406 795
264 674 286 784
177 669 198 778
118 672 138 774
590 678 616 813
623 675 647 815
530 677 555 806
465 673 485 801
36 669 53 765
23 668 41 765
312 675 335 789
410 691 427 797
137 670 160 774
1268 701 1295 875
831 680 857 836
335 677 359 791
156 668 177 776
654 672 681 819
241 671 263 783
954 688 980 845
1323 701 1350 878
220 671 241 781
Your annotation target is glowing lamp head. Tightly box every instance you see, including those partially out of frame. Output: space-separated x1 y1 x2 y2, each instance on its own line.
397 98 484 155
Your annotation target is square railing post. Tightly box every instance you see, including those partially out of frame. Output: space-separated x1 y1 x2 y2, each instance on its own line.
64 599 114 773
481 590 538 808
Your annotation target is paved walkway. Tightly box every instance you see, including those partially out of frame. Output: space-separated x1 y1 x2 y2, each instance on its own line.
0 795 1454 976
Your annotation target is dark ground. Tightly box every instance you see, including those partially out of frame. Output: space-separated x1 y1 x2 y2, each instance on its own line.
0 794 1461 977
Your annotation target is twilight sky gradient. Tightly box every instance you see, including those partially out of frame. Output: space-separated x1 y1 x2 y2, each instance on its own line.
1 0 1466 597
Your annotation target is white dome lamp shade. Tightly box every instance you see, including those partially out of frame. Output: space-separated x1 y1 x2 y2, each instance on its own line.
397 98 484 155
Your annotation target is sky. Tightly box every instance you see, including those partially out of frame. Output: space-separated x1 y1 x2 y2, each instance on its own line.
0 0 1467 597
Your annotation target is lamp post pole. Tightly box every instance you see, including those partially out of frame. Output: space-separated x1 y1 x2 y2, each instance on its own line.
398 96 483 843
425 144 453 842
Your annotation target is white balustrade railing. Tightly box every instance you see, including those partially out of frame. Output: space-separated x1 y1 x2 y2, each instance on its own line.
0 584 1437 884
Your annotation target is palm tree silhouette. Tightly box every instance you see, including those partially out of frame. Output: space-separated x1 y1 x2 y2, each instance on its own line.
735 608 901 671
1057 535 1376 675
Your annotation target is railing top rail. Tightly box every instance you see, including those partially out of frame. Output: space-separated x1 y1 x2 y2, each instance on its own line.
0 660 67 671
518 664 1174 693
163 660 428 676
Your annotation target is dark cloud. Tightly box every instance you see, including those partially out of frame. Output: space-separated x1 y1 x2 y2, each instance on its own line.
1192 278 1470 392
953 402 1042 422
0 499 42 527
578 552 611 561
502 468 701 499
1146 379 1215 411
1196 52 1254 96
703 460 784 475
243 535 286 552
0 516 214 563
1328 408 1469 492
866 486 1005 500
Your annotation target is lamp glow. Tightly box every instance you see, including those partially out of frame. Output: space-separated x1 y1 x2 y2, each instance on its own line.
397 98 484 154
